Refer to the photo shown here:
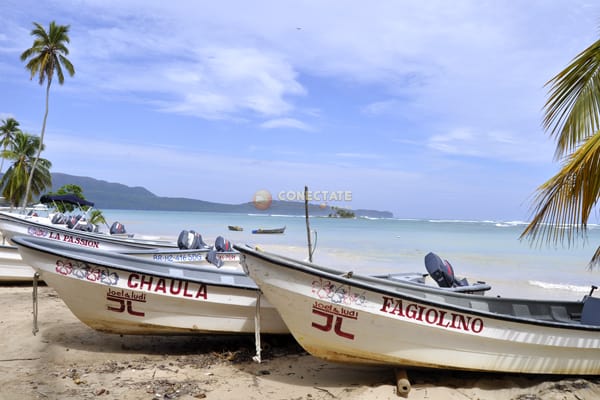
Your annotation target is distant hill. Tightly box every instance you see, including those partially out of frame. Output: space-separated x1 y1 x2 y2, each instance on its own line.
46 173 394 218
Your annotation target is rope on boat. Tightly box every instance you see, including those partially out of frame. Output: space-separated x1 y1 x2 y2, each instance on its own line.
32 272 40 336
252 291 262 363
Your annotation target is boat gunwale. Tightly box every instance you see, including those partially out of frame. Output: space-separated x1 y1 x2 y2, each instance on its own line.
14 236 258 291
0 211 176 249
234 244 599 331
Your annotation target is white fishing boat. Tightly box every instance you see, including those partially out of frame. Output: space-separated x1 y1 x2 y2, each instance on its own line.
0 244 35 282
13 236 289 335
236 244 600 375
0 194 178 251
121 233 242 269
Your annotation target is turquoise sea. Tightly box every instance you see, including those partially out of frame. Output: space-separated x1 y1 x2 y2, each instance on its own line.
101 210 600 301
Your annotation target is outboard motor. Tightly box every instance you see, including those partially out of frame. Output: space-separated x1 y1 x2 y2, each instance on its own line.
178 230 198 249
206 249 224 268
75 222 95 232
194 231 209 248
66 215 82 229
51 213 67 224
110 221 126 234
215 236 232 252
424 252 469 288
177 230 208 249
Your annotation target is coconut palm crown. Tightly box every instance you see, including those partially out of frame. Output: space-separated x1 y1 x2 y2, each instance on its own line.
19 21 74 208
520 36 600 266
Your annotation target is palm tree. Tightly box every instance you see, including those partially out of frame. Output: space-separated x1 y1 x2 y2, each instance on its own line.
20 21 74 208
520 36 600 265
0 118 21 175
0 131 51 207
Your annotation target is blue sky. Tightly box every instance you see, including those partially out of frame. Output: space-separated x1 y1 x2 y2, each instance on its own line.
0 1 599 220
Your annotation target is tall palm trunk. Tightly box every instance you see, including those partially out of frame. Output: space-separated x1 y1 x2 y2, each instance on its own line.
21 79 50 209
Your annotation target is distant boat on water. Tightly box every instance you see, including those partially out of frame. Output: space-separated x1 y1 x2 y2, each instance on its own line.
252 226 286 234
228 225 243 231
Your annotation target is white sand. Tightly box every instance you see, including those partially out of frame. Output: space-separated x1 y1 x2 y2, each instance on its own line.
1 285 599 400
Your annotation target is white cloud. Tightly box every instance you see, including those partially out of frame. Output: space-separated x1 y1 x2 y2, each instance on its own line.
260 118 312 131
428 127 554 163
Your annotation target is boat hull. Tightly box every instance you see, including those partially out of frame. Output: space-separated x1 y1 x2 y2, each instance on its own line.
237 245 600 375
0 211 177 251
14 237 289 335
0 244 35 281
122 248 241 269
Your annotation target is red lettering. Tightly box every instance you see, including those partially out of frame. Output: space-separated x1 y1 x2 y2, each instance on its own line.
380 296 484 333
128 273 139 288
155 278 166 293
405 303 419 319
195 284 207 299
139 275 153 290
425 308 438 324
380 296 394 313
170 280 182 294
312 309 333 331
436 310 451 328
471 318 484 333
183 281 194 298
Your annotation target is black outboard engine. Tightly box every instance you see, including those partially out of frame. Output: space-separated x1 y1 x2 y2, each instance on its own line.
177 230 208 249
110 221 126 234
51 213 67 224
206 249 224 268
75 222 95 232
178 230 198 249
66 215 82 229
424 252 469 288
214 236 232 252
194 231 208 248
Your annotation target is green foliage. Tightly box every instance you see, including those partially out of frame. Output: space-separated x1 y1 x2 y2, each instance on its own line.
328 206 356 218
521 35 600 245
520 31 600 267
46 184 86 213
0 118 20 175
0 131 51 207
45 184 108 229
19 21 74 208
89 209 107 228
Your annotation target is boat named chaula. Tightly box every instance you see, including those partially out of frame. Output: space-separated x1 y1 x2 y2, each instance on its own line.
236 244 600 375
13 236 288 335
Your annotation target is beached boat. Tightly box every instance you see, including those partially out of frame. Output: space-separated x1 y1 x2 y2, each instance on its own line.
228 225 243 231
252 226 286 234
13 236 289 335
236 244 600 375
122 234 241 269
0 244 36 282
0 194 177 251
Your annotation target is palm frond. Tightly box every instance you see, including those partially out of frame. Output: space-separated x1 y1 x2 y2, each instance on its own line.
544 39 600 159
520 131 600 246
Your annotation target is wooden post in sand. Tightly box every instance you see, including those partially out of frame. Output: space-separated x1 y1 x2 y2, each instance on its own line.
394 369 411 397
304 185 313 262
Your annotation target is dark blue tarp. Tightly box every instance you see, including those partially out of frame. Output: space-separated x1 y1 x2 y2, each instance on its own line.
39 194 94 207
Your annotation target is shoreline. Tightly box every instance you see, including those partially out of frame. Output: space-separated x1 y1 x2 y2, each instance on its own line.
1 285 600 399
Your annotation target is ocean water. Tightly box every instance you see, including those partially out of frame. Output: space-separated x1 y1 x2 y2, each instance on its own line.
101 210 600 300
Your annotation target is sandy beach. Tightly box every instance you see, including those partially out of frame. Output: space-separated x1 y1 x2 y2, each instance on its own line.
1 284 599 400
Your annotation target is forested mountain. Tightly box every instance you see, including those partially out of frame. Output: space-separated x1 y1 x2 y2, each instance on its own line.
45 173 393 218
